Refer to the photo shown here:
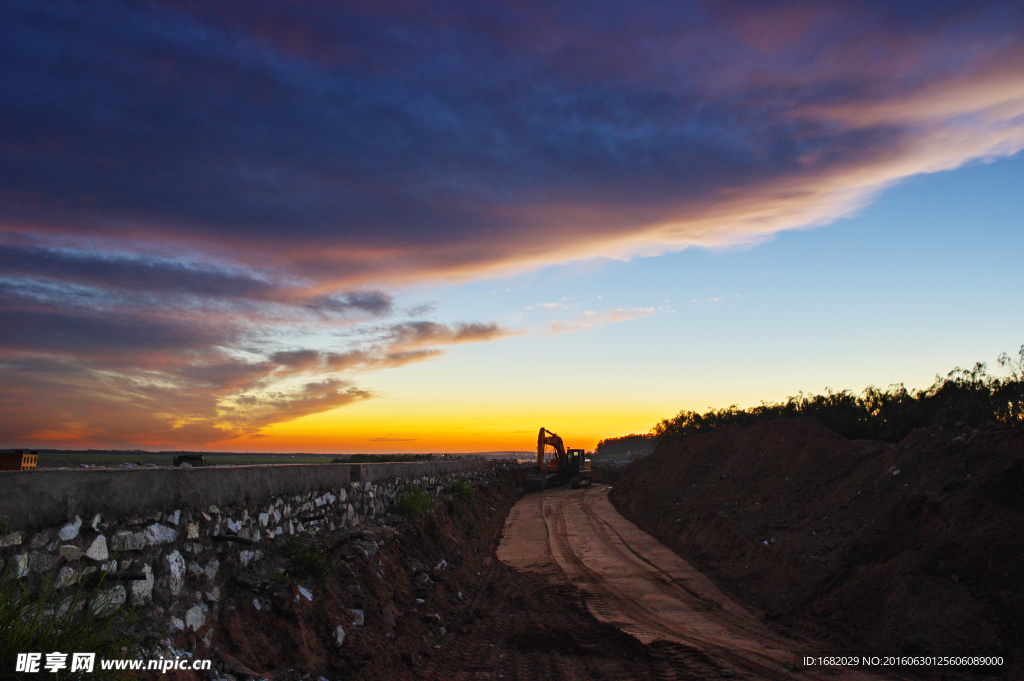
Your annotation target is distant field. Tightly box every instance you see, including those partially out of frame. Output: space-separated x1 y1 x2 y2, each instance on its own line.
33 452 337 468
7 450 525 468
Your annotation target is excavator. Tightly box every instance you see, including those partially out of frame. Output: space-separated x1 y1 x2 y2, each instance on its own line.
524 427 592 493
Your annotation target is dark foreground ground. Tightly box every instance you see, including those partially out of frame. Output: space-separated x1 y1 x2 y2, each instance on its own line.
159 469 707 681
611 419 1024 679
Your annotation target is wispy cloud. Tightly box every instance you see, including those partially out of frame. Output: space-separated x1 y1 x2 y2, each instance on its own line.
549 307 655 335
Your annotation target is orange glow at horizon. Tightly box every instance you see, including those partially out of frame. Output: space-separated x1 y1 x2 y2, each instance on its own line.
213 396 665 454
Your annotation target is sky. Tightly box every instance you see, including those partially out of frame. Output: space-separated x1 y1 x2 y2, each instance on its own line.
1 0 1023 452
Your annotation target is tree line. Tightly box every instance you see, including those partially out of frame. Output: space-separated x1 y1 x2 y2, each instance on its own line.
652 345 1024 446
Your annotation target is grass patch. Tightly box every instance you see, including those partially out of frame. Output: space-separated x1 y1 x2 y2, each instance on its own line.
0 563 137 679
448 478 476 511
392 484 435 516
281 537 332 585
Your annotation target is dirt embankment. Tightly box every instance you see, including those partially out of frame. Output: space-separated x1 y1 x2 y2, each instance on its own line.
609 419 1024 676
162 469 678 681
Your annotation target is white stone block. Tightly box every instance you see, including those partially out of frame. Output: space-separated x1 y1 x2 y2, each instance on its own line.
185 603 208 631
92 585 126 615
59 516 82 541
166 551 185 596
84 535 108 561
130 565 154 603
144 524 177 545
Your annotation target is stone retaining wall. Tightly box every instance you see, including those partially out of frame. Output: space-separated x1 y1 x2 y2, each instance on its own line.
0 460 499 645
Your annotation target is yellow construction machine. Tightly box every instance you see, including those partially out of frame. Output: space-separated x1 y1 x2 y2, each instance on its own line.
524 427 592 493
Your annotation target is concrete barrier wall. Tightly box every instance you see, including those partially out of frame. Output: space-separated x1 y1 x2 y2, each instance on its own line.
0 460 497 531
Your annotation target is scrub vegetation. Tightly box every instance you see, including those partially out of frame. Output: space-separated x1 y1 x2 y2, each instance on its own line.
391 484 435 516
448 478 477 511
654 345 1024 445
594 434 655 460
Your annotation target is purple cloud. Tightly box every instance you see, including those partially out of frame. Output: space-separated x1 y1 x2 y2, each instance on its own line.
1 0 1022 446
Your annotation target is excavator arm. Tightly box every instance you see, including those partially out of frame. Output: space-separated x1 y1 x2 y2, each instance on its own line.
537 427 567 472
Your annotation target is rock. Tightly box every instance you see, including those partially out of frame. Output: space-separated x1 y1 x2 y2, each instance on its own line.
59 545 83 561
226 518 242 533
59 516 82 541
298 586 313 601
56 594 84 619
205 559 219 581
204 587 221 603
439 626 447 636
416 572 431 584
111 530 146 552
167 551 185 596
1 531 22 547
167 510 181 526
239 550 262 567
258 513 269 527
8 553 29 578
168 617 184 634
334 625 346 647
29 531 49 549
54 566 79 589
92 585 126 615
202 628 214 648
350 609 365 627
252 597 261 611
29 551 60 574
91 514 101 531
185 603 208 631
186 522 199 539
130 565 154 603
189 561 205 576
435 559 448 570
272 509 282 524
84 535 109 561
144 524 177 545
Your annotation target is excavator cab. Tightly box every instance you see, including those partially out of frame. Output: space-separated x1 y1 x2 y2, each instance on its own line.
566 448 591 475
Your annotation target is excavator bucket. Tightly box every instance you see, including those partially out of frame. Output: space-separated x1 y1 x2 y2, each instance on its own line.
524 473 546 493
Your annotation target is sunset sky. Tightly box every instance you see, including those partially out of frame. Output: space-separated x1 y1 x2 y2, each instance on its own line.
1 0 1023 452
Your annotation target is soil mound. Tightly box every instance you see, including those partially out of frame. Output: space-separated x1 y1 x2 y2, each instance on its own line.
610 418 1024 676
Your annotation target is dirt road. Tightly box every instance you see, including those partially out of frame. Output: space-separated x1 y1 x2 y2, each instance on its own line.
498 485 899 681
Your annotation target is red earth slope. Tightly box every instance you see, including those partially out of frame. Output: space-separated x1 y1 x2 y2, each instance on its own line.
609 418 1024 677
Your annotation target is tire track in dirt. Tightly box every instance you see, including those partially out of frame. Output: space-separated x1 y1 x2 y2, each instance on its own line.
499 485 905 681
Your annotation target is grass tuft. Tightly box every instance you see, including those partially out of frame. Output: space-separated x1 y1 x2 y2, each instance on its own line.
448 478 476 510
0 560 137 680
392 484 435 516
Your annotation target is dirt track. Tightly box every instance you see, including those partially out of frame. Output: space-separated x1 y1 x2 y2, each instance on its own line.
499 485 899 681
